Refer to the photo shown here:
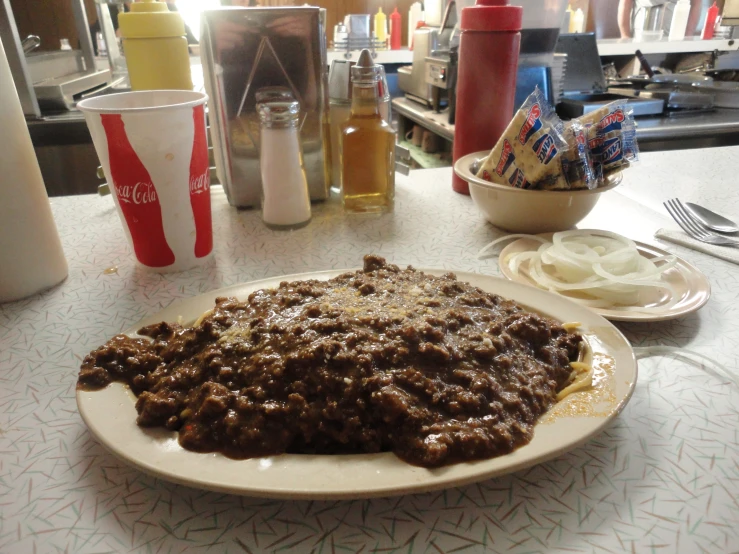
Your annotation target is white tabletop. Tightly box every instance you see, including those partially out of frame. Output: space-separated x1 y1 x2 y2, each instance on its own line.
1 146 738 553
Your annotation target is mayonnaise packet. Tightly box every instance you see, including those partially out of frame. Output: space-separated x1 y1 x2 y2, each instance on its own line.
477 88 567 189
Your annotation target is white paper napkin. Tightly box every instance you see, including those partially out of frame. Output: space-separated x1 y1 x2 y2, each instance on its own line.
655 229 739 265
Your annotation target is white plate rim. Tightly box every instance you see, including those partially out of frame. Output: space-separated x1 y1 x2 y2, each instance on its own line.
498 237 711 322
76 268 638 500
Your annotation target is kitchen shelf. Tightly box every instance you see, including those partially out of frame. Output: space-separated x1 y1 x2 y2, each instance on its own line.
398 140 451 169
597 37 738 56
327 48 413 65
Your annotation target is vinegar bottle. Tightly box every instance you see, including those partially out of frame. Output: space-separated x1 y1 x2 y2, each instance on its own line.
341 49 395 214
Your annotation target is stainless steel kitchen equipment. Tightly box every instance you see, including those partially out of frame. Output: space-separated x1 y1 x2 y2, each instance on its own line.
29 50 111 111
556 33 665 117
200 7 330 208
511 0 569 109
399 1 457 107
0 0 111 117
347 14 370 39
632 0 673 41
333 14 387 58
398 27 439 106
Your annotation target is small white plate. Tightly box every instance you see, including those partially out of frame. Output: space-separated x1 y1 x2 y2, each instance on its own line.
499 237 711 322
77 269 637 499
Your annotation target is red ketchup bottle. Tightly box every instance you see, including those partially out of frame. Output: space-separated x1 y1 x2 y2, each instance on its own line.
390 8 402 50
701 2 719 39
452 0 522 195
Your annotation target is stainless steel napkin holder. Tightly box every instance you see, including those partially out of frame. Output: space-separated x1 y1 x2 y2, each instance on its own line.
201 7 330 208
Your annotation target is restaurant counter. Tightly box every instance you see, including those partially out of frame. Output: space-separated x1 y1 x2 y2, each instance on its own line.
392 96 739 153
2 146 738 553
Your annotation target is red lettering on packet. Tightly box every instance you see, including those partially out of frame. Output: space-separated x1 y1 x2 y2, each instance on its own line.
101 114 175 267
495 139 516 176
518 103 542 145
598 109 625 131
188 104 213 258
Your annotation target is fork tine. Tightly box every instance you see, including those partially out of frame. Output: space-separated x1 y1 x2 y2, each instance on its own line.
671 198 703 230
666 199 704 237
664 201 697 237
671 199 709 237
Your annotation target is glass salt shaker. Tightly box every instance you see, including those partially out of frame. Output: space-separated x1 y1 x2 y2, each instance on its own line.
257 101 311 230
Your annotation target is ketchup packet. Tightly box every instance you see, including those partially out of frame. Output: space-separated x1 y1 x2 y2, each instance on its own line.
477 88 567 189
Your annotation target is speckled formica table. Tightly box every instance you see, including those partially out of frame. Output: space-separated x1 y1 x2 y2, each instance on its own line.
2 147 738 553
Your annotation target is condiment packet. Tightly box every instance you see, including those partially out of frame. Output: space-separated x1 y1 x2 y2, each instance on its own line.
477 88 567 189
578 102 639 184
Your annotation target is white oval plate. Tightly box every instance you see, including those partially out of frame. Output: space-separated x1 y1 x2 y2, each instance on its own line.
498 237 711 322
77 269 637 500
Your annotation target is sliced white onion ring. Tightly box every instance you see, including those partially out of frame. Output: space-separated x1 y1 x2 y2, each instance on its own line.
479 230 680 312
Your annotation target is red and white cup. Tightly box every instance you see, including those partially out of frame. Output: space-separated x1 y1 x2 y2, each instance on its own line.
78 90 213 272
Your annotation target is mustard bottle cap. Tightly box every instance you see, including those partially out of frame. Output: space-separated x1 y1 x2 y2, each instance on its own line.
119 0 186 39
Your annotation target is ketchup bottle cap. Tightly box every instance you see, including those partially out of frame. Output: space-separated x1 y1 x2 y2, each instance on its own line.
460 0 522 32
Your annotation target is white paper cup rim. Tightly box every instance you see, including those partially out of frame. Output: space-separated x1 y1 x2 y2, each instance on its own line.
77 90 207 114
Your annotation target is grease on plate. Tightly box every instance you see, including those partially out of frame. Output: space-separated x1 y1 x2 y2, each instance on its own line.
541 351 617 422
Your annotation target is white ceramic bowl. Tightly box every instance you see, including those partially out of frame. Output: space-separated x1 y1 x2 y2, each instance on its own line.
454 151 620 234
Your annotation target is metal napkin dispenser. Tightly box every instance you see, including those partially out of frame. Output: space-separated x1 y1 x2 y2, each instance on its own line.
201 7 330 207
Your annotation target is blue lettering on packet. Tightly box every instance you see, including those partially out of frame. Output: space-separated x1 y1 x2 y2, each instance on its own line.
602 137 622 165
508 168 530 189
532 133 558 165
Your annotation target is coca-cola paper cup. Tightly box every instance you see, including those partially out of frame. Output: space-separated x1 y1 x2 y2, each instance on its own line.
78 90 212 272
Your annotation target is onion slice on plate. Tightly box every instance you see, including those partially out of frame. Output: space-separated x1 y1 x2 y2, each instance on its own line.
478 230 680 312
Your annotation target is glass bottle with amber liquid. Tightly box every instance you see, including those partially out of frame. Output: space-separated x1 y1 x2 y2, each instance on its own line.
341 49 395 213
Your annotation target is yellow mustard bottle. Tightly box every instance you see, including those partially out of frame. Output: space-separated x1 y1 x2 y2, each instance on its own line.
118 0 192 91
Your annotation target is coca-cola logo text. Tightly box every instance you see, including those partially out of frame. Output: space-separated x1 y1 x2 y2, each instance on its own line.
115 181 158 205
189 171 210 195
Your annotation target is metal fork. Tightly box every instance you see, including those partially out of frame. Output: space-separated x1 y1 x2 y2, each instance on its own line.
664 198 739 247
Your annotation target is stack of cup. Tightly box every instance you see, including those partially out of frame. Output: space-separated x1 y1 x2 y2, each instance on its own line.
78 90 213 272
